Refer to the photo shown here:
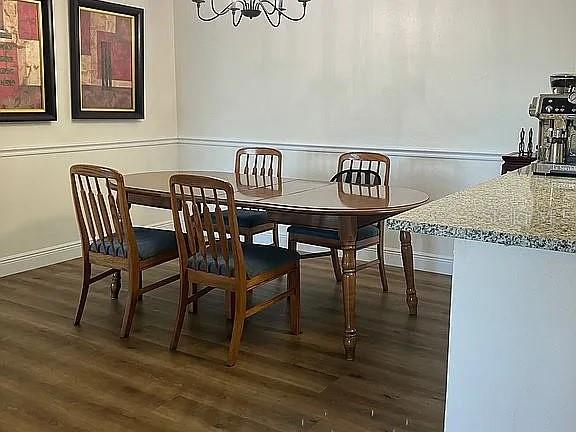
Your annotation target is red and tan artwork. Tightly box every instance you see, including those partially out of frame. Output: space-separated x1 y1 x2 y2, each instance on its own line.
0 0 44 112
79 6 134 111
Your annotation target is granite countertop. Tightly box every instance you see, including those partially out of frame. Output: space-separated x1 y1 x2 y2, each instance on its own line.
387 171 576 253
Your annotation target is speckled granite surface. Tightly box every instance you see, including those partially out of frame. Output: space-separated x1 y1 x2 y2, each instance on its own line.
387 171 576 253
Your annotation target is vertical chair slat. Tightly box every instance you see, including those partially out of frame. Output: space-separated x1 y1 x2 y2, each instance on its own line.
201 191 219 263
95 179 114 241
243 155 249 175
77 176 97 244
171 176 243 278
213 191 230 265
86 178 106 242
190 189 208 264
267 154 273 176
188 194 200 257
181 186 199 256
255 154 260 175
259 155 265 176
106 179 124 245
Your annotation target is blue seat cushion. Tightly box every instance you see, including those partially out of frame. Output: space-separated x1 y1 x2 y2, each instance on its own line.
188 244 299 279
214 209 269 229
90 227 177 260
287 224 380 242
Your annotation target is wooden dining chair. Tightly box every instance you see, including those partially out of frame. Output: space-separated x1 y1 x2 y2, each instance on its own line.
169 174 301 367
233 147 282 246
288 152 392 292
70 165 179 338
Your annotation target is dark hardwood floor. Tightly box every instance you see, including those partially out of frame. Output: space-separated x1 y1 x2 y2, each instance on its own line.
0 258 451 432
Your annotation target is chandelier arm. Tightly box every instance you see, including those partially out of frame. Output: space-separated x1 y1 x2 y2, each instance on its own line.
211 0 245 15
278 1 307 21
210 0 228 15
232 10 244 27
261 5 281 27
259 0 278 14
196 7 226 21
195 1 233 21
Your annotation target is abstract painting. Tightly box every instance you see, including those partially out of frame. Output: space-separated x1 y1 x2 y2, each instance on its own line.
69 0 144 119
0 0 56 122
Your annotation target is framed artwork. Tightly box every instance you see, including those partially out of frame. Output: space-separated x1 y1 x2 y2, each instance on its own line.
0 0 56 122
69 0 144 119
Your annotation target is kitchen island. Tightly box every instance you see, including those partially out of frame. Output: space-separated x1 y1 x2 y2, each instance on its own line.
387 170 576 432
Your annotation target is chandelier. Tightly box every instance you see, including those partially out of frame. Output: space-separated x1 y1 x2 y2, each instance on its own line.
191 0 311 27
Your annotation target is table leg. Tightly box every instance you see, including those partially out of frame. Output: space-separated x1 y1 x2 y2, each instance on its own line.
400 231 418 316
339 217 358 361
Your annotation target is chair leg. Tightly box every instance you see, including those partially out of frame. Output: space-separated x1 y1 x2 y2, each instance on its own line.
227 290 247 367
288 264 301 335
377 222 389 293
170 273 191 351
190 283 198 314
377 241 389 293
272 223 280 247
225 292 236 320
242 234 254 308
330 249 343 282
110 270 121 299
74 258 92 326
120 269 141 338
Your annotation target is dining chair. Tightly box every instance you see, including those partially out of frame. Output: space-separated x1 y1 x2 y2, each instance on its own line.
70 165 179 338
233 147 282 246
287 152 391 292
169 174 301 367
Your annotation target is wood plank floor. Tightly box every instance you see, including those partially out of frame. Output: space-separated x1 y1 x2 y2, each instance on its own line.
0 258 451 432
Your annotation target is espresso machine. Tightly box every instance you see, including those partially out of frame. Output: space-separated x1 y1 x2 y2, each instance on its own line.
529 74 576 176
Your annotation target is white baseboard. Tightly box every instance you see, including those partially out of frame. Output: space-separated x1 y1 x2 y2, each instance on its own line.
255 231 453 275
0 221 174 278
0 241 82 279
0 221 452 279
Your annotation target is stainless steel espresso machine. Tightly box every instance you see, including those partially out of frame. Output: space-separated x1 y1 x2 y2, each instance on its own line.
529 74 576 176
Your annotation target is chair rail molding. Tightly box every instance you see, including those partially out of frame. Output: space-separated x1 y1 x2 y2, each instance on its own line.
0 137 179 159
179 137 503 162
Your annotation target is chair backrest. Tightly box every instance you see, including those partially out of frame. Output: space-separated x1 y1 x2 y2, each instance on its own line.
337 152 391 186
170 175 245 279
330 169 382 186
235 147 282 178
70 164 134 257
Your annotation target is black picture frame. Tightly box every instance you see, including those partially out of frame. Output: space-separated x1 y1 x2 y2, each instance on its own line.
69 0 144 120
0 0 57 122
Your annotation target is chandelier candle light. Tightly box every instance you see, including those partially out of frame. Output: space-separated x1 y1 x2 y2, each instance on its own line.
191 0 311 27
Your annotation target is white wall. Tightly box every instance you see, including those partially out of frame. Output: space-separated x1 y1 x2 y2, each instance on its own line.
4 0 576 276
174 0 576 270
0 0 179 276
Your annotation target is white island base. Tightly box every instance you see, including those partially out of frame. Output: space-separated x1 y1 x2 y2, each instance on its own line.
446 239 576 432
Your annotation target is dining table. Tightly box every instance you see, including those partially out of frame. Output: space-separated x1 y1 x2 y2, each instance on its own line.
123 170 430 360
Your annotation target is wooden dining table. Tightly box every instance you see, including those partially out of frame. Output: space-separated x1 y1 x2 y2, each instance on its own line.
123 170 430 360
